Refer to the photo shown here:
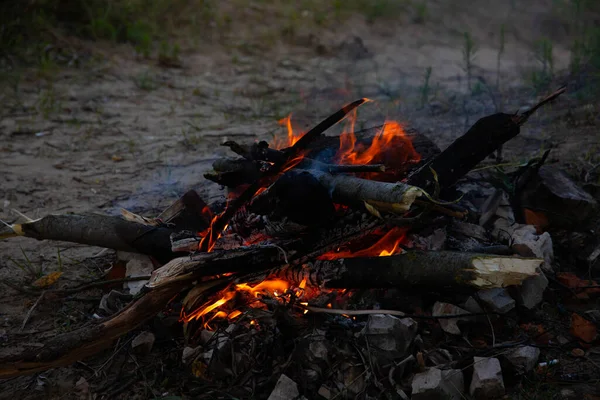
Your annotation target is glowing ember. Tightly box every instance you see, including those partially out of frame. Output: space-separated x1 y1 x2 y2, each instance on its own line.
318 227 407 260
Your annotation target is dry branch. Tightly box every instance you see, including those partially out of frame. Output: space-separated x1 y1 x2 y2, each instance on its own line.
408 86 566 191
0 214 181 262
0 281 186 378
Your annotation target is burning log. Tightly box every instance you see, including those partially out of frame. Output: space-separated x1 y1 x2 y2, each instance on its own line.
276 251 542 291
0 213 182 262
244 169 423 228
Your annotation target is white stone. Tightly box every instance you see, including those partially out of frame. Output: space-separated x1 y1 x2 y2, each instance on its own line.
308 341 329 362
463 296 484 314
364 314 417 354
505 346 540 373
514 272 548 309
411 368 465 400
123 253 154 295
478 288 515 313
131 331 155 355
182 346 202 365
511 225 554 271
432 302 472 335
267 374 300 400
470 357 505 399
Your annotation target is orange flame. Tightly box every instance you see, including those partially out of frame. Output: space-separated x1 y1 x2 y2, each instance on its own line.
336 120 419 166
235 279 290 297
318 228 407 260
181 279 293 324
273 114 303 149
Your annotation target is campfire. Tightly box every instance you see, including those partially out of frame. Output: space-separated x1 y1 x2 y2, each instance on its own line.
5 86 594 399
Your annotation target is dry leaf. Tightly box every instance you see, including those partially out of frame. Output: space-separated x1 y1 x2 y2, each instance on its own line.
523 208 549 233
191 360 208 378
520 323 553 344
557 273 600 297
32 271 62 288
570 313 597 345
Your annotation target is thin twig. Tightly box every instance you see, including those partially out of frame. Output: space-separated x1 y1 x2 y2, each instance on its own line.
20 291 45 331
1 276 151 297
305 306 511 320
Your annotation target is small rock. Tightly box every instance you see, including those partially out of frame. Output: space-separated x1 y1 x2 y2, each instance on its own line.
74 377 89 400
519 165 598 230
98 290 132 315
513 271 548 309
364 314 417 354
426 228 446 251
267 374 299 400
123 253 154 295
480 189 507 226
432 302 472 335
504 346 540 373
585 309 600 322
478 288 515 313
182 346 202 365
451 220 489 241
308 341 329 362
511 225 554 270
131 331 155 355
411 367 465 400
318 385 333 399
470 357 505 399
337 361 366 397
463 296 484 314
426 348 453 366
199 329 215 345
560 388 578 399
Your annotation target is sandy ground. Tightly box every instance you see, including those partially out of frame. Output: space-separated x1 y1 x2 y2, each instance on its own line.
1 0 598 398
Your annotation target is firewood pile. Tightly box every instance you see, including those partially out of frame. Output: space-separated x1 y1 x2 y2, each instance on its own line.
3 86 600 399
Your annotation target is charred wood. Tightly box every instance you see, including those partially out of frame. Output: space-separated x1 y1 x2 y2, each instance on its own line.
0 214 182 263
408 87 566 192
205 157 385 187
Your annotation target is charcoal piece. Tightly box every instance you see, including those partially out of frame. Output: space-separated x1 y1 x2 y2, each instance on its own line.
270 169 336 227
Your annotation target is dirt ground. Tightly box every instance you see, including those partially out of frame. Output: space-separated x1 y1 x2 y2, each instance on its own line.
1 0 599 398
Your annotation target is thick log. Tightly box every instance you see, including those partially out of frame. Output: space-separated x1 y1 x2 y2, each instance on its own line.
276 251 542 291
408 87 566 191
0 214 182 262
147 245 287 288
